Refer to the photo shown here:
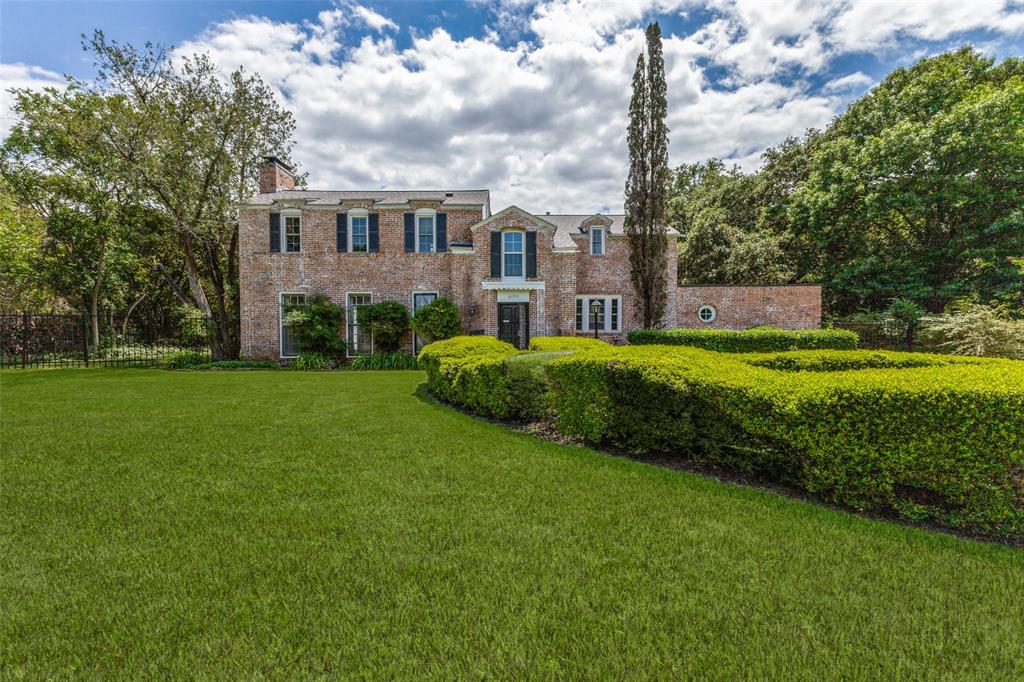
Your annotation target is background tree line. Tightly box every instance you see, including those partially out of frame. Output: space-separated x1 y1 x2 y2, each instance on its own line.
0 32 299 357
669 47 1024 321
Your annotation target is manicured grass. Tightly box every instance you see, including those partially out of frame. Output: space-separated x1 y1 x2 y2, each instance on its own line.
2 369 1022 678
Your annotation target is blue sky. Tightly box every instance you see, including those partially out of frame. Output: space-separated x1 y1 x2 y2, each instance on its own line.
3 0 1024 212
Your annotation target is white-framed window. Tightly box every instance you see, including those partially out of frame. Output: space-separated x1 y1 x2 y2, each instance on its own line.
502 230 525 281
279 292 307 358
590 227 605 255
349 208 369 253
698 305 717 323
575 295 621 333
283 211 301 253
346 292 373 356
412 291 439 353
416 209 436 253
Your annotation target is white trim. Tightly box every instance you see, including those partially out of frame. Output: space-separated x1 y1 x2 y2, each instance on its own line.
281 209 301 253
501 229 526 282
414 208 437 253
481 280 545 291
279 291 308 358
590 227 605 256
698 305 717 323
345 292 374 357
411 290 440 353
347 208 370 253
575 295 622 333
449 244 476 254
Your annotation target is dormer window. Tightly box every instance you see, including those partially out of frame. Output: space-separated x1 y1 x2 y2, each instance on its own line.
502 230 525 281
283 211 301 253
590 227 605 255
416 209 436 253
349 209 369 253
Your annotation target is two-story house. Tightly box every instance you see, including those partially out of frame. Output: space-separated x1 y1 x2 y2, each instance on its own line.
238 157 679 358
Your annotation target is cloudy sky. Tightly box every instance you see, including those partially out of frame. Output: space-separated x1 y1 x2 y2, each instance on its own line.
2 0 1024 212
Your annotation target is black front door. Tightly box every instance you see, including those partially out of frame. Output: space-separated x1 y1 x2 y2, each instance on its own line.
498 303 529 349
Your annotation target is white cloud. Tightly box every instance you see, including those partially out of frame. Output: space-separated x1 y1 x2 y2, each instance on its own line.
351 4 399 33
6 0 1024 211
822 71 873 93
0 63 66 138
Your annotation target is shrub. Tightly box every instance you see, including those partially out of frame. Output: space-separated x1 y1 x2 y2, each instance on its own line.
411 297 461 343
350 351 420 370
504 352 569 420
284 294 346 358
160 349 210 369
546 346 1024 537
418 336 518 417
292 352 333 371
628 326 858 352
920 301 1024 359
528 336 611 352
359 301 410 352
742 349 981 372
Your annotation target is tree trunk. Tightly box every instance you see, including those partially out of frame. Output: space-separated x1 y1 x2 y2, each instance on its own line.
90 234 108 348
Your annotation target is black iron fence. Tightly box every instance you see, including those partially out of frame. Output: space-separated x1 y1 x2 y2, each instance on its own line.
831 320 938 353
1 312 214 369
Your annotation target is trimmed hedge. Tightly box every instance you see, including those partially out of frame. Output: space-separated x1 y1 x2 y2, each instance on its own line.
545 347 1024 537
528 336 611 352
628 326 858 352
419 337 518 416
742 349 982 372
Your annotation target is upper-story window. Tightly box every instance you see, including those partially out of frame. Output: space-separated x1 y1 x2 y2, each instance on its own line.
590 227 605 255
502 230 525 281
349 209 369 253
283 212 301 253
416 209 436 253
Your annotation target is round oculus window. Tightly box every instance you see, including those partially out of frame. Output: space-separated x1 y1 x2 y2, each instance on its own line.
697 305 716 323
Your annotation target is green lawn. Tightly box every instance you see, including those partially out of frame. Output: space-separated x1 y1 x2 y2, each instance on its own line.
2 369 1022 679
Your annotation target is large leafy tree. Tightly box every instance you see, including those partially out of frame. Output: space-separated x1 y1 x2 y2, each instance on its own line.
80 32 299 358
624 23 671 329
0 88 140 343
792 47 1024 314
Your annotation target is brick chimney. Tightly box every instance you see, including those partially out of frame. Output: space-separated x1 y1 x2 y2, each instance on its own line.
259 156 296 194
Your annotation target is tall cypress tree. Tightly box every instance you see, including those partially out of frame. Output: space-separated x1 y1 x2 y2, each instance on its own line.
624 23 670 329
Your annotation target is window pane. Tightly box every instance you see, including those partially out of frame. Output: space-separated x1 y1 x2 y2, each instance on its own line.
351 216 368 252
346 294 373 355
281 293 306 356
418 216 434 252
592 229 603 255
575 298 583 331
610 298 619 331
285 216 301 252
503 231 522 253
504 254 523 278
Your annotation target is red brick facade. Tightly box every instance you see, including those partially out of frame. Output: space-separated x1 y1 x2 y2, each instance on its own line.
238 200 682 358
239 161 817 358
676 285 822 330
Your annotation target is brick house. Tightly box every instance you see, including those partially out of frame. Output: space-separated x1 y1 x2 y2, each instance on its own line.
239 158 817 358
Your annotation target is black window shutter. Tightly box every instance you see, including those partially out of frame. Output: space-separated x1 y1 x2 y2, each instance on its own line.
490 231 501 277
404 213 415 252
436 213 447 253
336 213 348 253
269 213 281 253
526 231 537 278
369 214 380 253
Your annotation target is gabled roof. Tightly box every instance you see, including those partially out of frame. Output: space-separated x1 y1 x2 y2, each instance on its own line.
243 189 491 209
539 214 679 241
469 205 559 232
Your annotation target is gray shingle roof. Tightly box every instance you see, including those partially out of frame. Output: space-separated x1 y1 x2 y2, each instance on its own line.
537 214 678 249
244 189 491 208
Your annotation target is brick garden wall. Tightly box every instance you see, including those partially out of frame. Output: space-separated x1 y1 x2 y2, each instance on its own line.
676 285 822 330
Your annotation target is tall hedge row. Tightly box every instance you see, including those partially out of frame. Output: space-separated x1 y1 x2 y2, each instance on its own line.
628 326 858 352
545 347 1024 537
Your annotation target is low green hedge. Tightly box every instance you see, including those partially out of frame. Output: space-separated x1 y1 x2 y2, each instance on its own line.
528 336 611 352
350 351 420 370
742 349 981 372
419 337 519 417
546 347 1024 537
628 326 858 352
